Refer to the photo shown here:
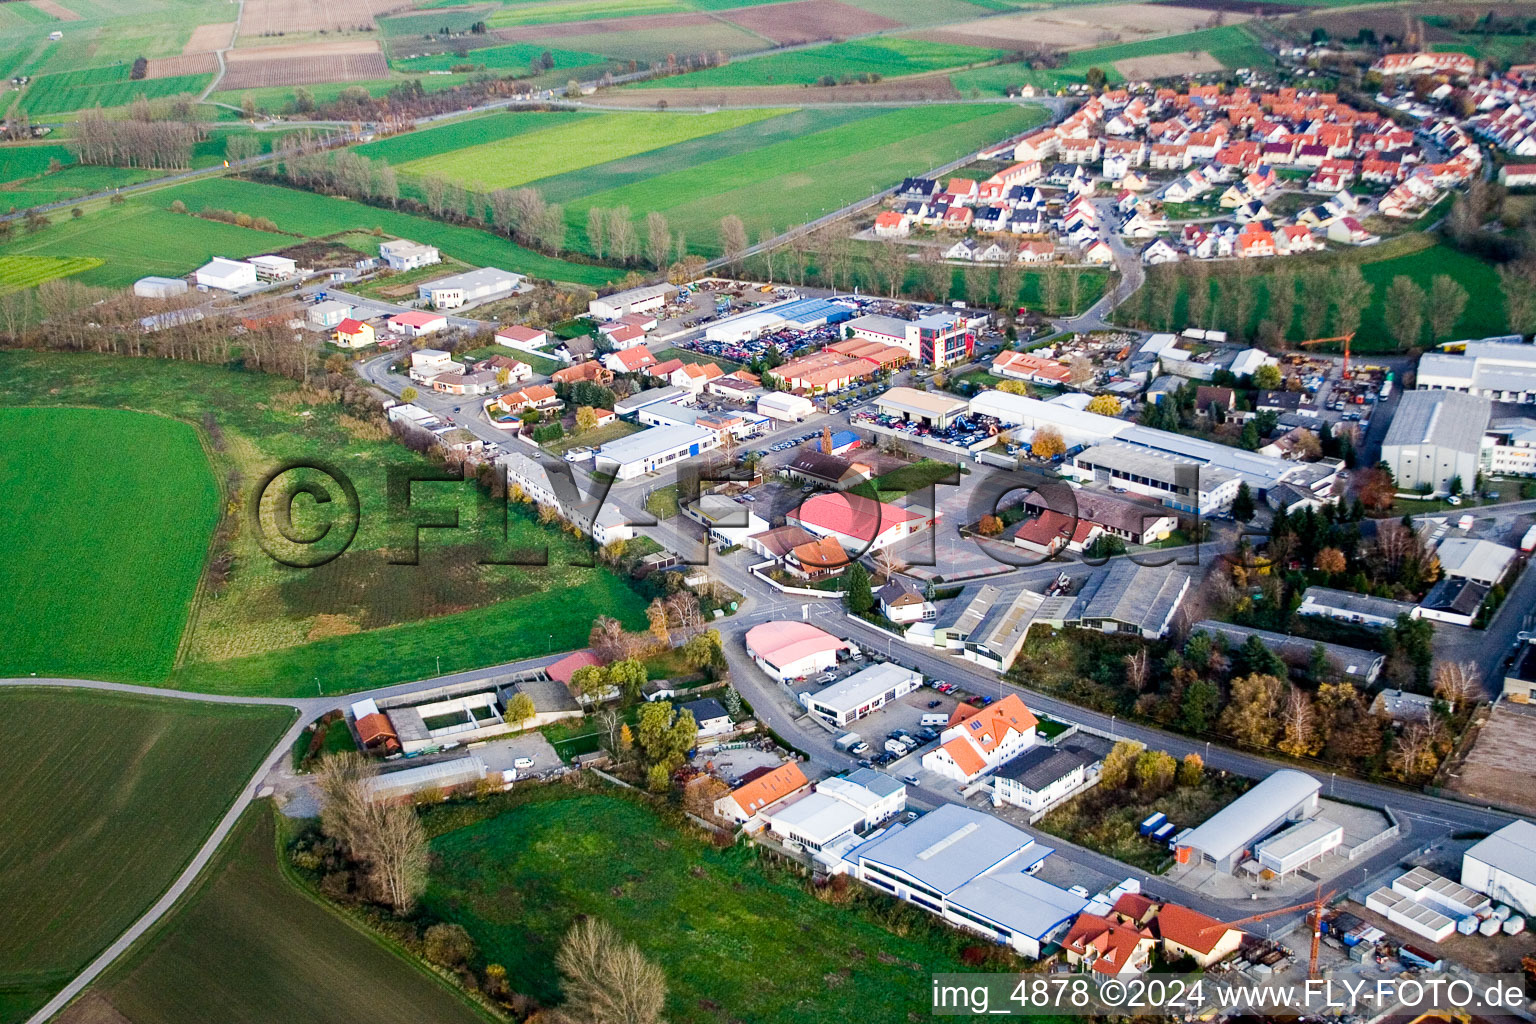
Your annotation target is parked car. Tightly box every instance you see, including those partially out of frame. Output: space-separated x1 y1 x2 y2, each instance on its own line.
902 773 920 786
513 757 535 770
883 738 908 756
926 699 942 708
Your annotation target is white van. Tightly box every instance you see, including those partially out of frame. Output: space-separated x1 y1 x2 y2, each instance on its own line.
920 713 949 728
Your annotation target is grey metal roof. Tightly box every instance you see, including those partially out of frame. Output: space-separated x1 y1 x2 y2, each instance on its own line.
1075 440 1241 492
1380 389 1492 455
1433 537 1518 585
993 743 1095 790
1420 576 1488 615
843 767 906 799
1191 620 1383 679
1298 586 1416 622
849 803 1038 895
1464 819 1536 881
1177 769 1321 864
1078 561 1189 635
934 583 1011 636
422 266 520 293
950 868 1088 940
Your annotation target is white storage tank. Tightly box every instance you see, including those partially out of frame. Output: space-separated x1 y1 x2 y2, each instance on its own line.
1491 904 1512 923
1456 916 1479 935
1502 917 1526 936
1479 917 1501 936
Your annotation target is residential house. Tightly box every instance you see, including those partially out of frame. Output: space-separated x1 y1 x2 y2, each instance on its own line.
921 694 1039 783
991 743 1097 814
1062 914 1155 977
681 697 733 738
713 761 812 829
332 318 375 349
878 576 935 624
495 324 548 348
603 346 658 374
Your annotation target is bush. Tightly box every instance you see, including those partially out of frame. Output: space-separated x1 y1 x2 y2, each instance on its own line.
532 422 564 443
422 923 477 968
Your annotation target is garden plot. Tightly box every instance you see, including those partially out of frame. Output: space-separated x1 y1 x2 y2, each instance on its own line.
720 0 901 44
923 2 1245 49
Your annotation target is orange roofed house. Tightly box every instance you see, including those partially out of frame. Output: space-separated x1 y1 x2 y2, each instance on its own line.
712 760 811 829
1119 897 1246 968
1063 914 1155 977
920 693 1039 783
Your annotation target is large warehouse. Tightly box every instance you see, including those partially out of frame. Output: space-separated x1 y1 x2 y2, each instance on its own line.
1380 390 1492 495
800 663 921 727
1417 338 1536 404
592 424 719 481
744 621 847 681
1174 769 1321 873
1462 819 1536 915
704 297 853 344
876 387 968 429
418 266 522 309
590 283 676 320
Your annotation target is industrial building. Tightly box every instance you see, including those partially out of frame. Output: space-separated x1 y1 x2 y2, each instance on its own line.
757 391 815 422
844 310 978 367
1296 587 1417 630
744 621 846 681
249 254 298 280
417 266 523 309
1433 536 1518 586
703 297 853 344
800 663 921 727
875 387 968 429
194 257 256 291
379 238 440 271
365 756 489 803
592 424 719 481
969 390 1126 448
846 803 1088 957
1380 390 1492 495
306 299 353 329
1462 819 1536 915
1174 769 1321 873
1190 620 1385 683
1417 338 1536 403
1252 817 1344 876
133 276 188 299
990 743 1098 814
1063 442 1241 514
589 283 677 320
1075 561 1190 638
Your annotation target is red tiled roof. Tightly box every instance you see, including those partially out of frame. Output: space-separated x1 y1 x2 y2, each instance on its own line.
336 318 367 334
790 492 923 543
1155 902 1242 954
726 761 810 816
547 649 602 685
496 325 544 342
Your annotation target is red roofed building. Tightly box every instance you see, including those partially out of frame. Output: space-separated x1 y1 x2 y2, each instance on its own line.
388 310 447 337
1008 508 1101 556
992 350 1072 386
495 324 548 347
713 761 811 828
603 345 658 373
1063 914 1155 977
547 649 602 688
1147 901 1246 967
787 491 933 554
744 621 846 681
921 693 1039 783
874 210 909 237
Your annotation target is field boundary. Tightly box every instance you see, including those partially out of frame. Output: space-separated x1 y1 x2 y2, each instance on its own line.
172 412 227 676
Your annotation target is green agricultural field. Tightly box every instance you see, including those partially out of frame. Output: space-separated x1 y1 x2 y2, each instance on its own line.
19 66 213 116
392 40 610 73
0 143 74 183
209 71 480 117
843 0 998 24
633 37 1003 88
0 163 159 212
0 353 648 696
486 0 692 28
0 408 217 680
0 0 224 83
89 808 488 1024
421 792 1027 1024
0 254 103 291
0 689 292 1024
562 103 1046 256
0 201 290 288
396 108 784 192
159 176 622 286
352 109 588 165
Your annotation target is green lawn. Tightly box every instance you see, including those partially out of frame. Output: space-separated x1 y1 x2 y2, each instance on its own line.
652 345 743 371
91 807 489 1024
420 793 1007 1024
0 254 103 291
0 689 293 1024
0 142 74 183
158 176 622 286
395 108 785 193
542 418 643 455
0 407 218 680
0 163 159 212
854 457 961 502
485 0 691 28
0 352 649 696
632 37 1003 89
19 65 213 116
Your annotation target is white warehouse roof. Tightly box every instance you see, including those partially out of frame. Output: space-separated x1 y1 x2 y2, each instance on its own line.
1177 769 1321 865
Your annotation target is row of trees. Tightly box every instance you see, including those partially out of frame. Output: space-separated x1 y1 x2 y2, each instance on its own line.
69 105 205 169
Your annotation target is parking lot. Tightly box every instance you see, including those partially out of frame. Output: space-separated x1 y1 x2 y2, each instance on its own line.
470 730 562 777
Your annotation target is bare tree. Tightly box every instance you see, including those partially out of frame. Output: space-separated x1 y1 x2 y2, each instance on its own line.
315 752 428 913
719 214 748 273
587 206 607 260
1123 649 1149 693
645 211 671 271
607 207 637 265
1433 661 1482 709
554 917 667 1024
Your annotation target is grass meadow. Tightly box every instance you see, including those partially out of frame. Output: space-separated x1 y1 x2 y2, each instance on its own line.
18 66 212 116
420 791 1024 1024
0 407 217 680
0 254 102 290
632 37 1003 88
0 353 649 695
89 807 488 1024
0 689 292 1024
391 40 609 74
1121 239 1507 351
